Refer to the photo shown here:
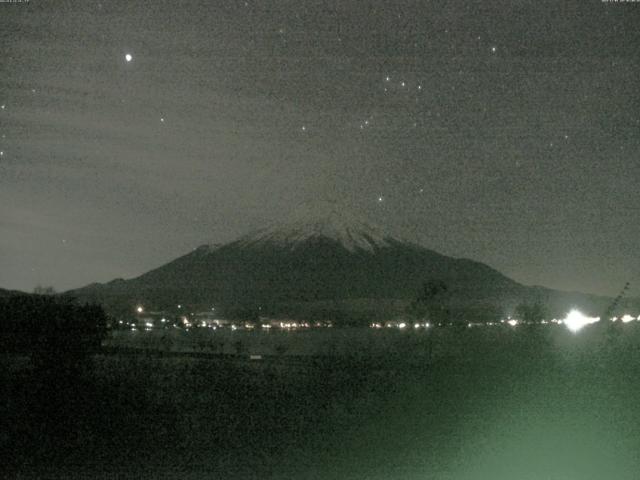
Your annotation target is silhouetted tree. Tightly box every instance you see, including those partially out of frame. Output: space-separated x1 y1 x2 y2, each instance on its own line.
514 300 547 323
407 280 450 325
0 294 107 369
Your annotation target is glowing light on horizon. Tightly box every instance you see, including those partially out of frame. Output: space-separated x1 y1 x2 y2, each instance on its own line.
621 314 635 323
136 306 143 313
563 309 599 333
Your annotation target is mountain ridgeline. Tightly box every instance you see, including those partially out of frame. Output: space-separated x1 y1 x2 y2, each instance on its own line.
69 208 623 323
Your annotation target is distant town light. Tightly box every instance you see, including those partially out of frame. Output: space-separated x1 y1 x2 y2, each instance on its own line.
621 314 635 324
136 306 144 313
507 319 518 327
563 309 599 333
398 322 407 329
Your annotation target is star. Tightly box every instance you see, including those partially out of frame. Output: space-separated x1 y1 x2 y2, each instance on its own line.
301 126 307 132
125 53 133 62
377 196 384 203
160 117 165 123
491 46 497 53
1 104 5 110
0 151 4 156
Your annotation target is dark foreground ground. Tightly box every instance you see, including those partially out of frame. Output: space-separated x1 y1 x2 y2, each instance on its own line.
3 324 640 479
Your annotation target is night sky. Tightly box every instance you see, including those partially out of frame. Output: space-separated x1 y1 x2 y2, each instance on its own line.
1 0 639 297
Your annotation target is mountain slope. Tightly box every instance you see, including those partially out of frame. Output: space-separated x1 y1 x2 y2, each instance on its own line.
69 204 625 321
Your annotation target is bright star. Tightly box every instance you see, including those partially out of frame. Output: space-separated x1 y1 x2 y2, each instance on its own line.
491 46 497 53
125 53 133 62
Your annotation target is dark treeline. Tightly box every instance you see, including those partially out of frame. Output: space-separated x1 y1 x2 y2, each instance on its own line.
0 294 107 365
1 294 109 474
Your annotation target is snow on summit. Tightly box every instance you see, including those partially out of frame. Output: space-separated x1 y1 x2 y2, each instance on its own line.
234 201 399 252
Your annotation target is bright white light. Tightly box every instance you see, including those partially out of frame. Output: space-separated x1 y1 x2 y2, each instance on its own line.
398 322 406 329
621 314 635 324
145 322 153 328
507 319 518 327
125 53 133 62
563 309 599 333
136 306 144 313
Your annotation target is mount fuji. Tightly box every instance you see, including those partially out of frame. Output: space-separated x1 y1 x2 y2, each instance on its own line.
69 202 615 321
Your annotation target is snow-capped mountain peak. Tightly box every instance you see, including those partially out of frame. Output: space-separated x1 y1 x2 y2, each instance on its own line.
234 201 399 252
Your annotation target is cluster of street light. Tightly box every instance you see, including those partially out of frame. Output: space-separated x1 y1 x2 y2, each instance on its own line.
369 310 640 334
127 305 639 335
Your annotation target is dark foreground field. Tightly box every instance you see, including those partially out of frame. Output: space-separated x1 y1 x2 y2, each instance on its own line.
3 324 640 479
